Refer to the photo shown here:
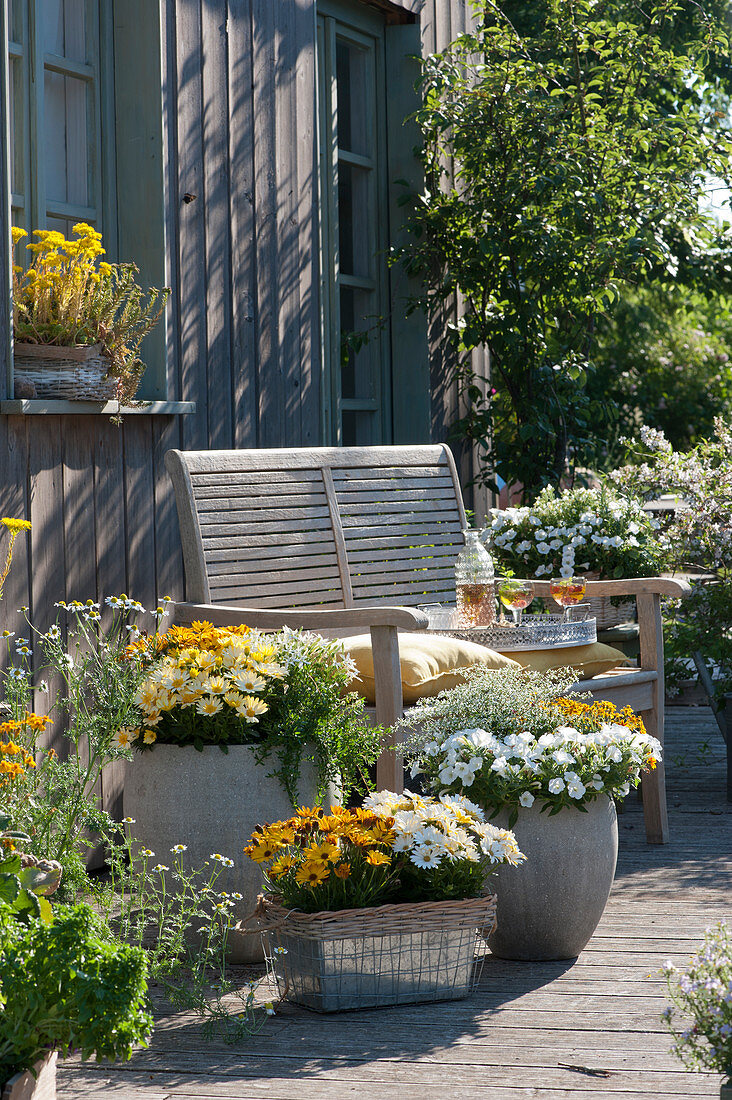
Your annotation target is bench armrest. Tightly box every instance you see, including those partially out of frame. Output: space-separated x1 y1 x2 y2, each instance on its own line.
166 601 428 632
531 577 690 599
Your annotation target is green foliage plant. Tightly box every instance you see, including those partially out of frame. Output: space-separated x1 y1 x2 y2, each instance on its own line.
0 903 152 1086
583 286 732 471
662 922 732 1081
399 0 731 497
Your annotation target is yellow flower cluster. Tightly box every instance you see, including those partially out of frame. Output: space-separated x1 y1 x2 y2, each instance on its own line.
0 516 31 603
122 621 285 745
555 697 647 736
0 715 47 787
245 805 396 889
12 224 107 341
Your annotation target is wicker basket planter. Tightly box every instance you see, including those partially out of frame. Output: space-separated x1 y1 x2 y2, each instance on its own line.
257 891 497 1013
585 574 636 629
13 343 117 401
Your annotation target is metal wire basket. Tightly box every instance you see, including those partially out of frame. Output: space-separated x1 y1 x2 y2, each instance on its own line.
258 892 497 1013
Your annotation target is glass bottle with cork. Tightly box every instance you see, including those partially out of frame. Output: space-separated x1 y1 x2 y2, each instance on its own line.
455 530 496 627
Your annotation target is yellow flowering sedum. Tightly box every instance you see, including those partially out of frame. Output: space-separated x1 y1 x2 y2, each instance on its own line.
11 222 169 403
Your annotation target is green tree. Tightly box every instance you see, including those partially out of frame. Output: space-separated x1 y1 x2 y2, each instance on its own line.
400 0 731 498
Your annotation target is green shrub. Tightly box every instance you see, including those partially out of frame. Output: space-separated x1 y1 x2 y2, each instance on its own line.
0 904 152 1084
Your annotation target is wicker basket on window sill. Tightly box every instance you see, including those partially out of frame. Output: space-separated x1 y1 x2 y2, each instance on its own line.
13 342 119 401
585 572 636 629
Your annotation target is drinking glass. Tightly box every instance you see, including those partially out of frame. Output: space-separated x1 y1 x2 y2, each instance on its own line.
497 579 534 627
549 576 587 622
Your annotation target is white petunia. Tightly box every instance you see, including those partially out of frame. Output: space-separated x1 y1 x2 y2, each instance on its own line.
548 777 565 794
519 791 535 808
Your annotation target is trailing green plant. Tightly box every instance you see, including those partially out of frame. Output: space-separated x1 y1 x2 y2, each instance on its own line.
399 0 732 497
0 903 152 1085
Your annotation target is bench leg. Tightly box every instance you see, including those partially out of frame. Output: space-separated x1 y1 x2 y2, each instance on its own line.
640 705 669 844
371 625 403 793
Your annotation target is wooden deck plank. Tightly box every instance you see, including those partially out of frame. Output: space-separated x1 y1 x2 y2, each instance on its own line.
59 707 729 1099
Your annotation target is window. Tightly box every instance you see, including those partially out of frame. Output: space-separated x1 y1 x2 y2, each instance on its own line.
317 1 392 446
8 0 111 245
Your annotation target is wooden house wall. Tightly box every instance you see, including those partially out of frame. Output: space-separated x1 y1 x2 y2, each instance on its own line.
0 0 486 655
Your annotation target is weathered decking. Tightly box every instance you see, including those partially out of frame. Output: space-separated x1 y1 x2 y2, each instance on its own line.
60 706 731 1099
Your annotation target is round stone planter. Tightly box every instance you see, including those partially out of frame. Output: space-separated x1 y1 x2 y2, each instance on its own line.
1 1052 57 1100
721 1081 732 1100
486 795 618 960
122 744 337 962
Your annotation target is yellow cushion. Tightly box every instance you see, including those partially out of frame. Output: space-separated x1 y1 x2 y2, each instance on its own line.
506 642 630 679
343 632 520 705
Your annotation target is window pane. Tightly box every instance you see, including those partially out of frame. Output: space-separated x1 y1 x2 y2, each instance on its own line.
335 39 371 158
41 0 86 61
9 58 23 197
42 0 65 54
340 286 379 401
46 214 76 239
342 409 376 446
337 162 373 279
44 70 90 206
10 0 24 42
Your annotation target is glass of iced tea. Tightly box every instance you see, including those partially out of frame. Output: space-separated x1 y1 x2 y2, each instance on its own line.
497 579 534 627
550 576 587 622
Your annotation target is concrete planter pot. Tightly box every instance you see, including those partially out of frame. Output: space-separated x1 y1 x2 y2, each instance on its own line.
1 1052 57 1100
122 744 337 961
486 795 618 960
720 1081 732 1100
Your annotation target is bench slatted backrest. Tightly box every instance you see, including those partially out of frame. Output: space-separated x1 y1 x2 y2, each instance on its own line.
165 446 468 610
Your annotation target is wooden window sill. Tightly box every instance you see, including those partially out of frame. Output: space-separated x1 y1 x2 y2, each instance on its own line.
0 400 196 415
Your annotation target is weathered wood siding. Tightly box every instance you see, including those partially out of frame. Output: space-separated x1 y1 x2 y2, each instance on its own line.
0 0 483 655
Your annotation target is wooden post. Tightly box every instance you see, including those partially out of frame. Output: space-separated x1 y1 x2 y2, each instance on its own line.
637 592 669 843
371 624 403 792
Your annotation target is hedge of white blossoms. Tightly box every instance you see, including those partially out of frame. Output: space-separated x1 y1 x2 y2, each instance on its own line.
484 484 661 581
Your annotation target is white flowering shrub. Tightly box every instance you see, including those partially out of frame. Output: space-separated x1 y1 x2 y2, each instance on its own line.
401 667 662 822
485 484 662 580
613 420 732 699
663 922 732 1078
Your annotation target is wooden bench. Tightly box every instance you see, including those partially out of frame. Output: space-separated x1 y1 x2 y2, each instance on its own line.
164 444 688 844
